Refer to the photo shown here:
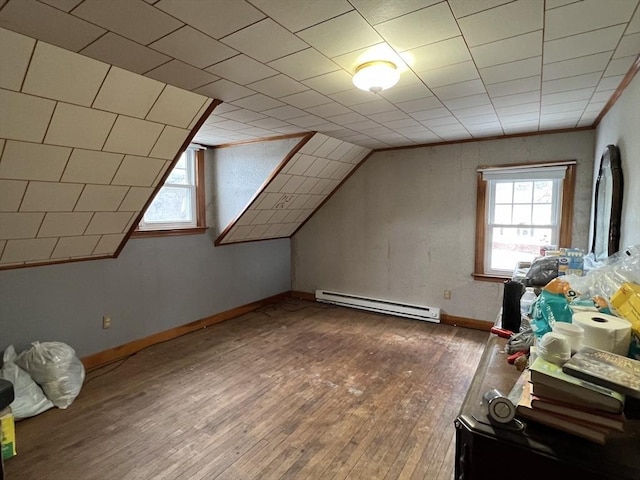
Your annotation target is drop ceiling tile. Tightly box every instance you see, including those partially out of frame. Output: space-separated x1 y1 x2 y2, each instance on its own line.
306 102 352 117
0 28 35 91
93 67 165 118
248 0 352 32
396 96 443 114
614 32 640 58
418 61 479 88
1 238 56 263
369 109 413 124
458 112 499 125
302 70 354 95
251 210 275 224
145 60 219 91
248 75 309 98
189 99 214 130
545 0 637 41
156 0 265 39
313 137 344 157
596 75 625 92
297 11 382 57
222 19 307 63
111 155 166 186
23 42 109 107
491 91 542 107
457 0 543 47
375 2 460 51
247 118 291 129
37 212 92 237
280 90 332 109
75 185 129 211
261 106 308 121
73 0 183 45
0 141 71 181
407 36 472 72
61 149 123 184
0 180 27 212
470 30 542 69
542 87 595 105
485 76 541 97
84 212 134 235
295 177 322 194
205 55 278 85
495 102 540 116
194 79 256 102
149 126 190 160
541 100 589 115
351 0 440 24
119 187 155 211
20 182 83 212
146 85 207 128
351 99 397 115
544 25 626 64
0 0 105 52
381 83 434 103
103 116 164 156
264 174 292 193
431 79 486 100
385 117 422 130
0 212 44 239
45 102 116 150
542 72 601 94
590 90 616 103
448 0 514 18
328 89 381 107
603 55 637 77
39 0 83 11
230 94 286 111
80 33 171 75
480 57 542 85
150 26 237 69
543 52 613 81
421 115 460 127
0 90 56 143
268 49 340 81
51 235 101 259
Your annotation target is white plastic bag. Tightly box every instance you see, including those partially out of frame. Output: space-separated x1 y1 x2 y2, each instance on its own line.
0 345 54 419
16 341 85 409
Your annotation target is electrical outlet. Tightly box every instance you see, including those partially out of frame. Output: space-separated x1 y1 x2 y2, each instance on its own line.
102 315 112 329
444 290 452 300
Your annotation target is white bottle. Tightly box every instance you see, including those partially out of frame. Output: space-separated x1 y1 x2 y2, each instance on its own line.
520 287 536 317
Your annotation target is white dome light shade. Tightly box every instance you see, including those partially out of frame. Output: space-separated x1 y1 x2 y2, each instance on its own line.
352 60 400 93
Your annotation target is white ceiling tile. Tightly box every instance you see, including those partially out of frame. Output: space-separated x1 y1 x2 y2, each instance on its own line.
306 102 352 117
418 61 479 88
37 212 92 237
443 93 491 110
248 75 309 98
328 88 381 107
287 115 327 128
407 36 472 72
61 149 123 184
0 0 105 52
596 75 625 92
84 212 134 235
194 79 255 102
486 76 541 97
0 180 27 212
93 67 164 118
149 26 237 69
248 0 352 32
420 115 459 127
75 185 129 212
396 96 443 114
470 30 542 68
544 25 626 64
23 42 109 107
603 55 637 77
189 98 213 130
590 90 616 103
297 11 382 57
73 0 183 45
39 0 83 11
0 90 56 143
613 32 640 58
20 182 83 212
480 57 542 85
119 187 154 211
222 19 307 63
0 141 71 181
369 109 410 123
375 3 460 51
380 83 435 103
384 117 422 130
103 116 164 156
51 235 101 259
111 155 166 186
542 72 601 94
410 107 450 121
280 90 332 109
543 52 612 81
145 60 219 91
545 0 637 41
231 94 286 111
247 118 291 129
149 126 191 160
1 238 56 263
326 112 368 126
542 87 595 105
302 70 354 95
502 121 539 134
45 102 116 150
261 106 307 121
458 0 544 47
431 79 486 100
0 28 35 91
491 91 542 107
545 0 580 9
351 98 397 115
627 4 640 34
80 32 171 75
0 212 44 239
351 0 440 24
459 113 499 125
156 0 265 39
448 0 514 19
495 102 540 116
146 85 207 128
268 49 340 81
453 104 496 118
205 55 278 85
541 100 589 115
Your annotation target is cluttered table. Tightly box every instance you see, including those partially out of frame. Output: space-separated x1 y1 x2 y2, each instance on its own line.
454 320 640 480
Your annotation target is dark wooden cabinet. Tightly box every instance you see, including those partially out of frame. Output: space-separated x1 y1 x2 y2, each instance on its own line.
454 332 640 480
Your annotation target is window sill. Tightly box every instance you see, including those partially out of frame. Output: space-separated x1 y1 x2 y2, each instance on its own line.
131 227 208 239
471 273 510 283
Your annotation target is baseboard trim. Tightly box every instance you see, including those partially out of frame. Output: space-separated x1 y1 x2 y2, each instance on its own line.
441 313 492 331
289 290 316 301
82 291 290 371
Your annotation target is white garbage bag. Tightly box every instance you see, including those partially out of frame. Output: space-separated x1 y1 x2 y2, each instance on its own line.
0 345 54 419
16 341 85 409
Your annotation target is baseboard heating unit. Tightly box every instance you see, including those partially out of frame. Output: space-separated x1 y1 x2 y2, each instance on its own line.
315 290 440 323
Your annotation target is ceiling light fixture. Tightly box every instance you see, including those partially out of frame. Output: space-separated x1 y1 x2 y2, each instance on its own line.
352 60 400 94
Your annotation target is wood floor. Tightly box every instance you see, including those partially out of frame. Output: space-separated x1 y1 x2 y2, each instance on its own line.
6 299 487 480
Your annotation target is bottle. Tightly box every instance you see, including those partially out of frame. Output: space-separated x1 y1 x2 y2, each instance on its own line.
520 287 536 317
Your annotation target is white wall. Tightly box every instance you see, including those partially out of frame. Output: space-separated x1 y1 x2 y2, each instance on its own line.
594 73 640 249
292 130 595 323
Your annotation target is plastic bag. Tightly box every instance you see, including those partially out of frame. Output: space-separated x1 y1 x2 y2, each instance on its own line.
530 280 574 339
16 341 85 409
0 346 53 419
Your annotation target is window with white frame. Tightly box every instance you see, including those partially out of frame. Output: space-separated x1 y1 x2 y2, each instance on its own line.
474 162 576 278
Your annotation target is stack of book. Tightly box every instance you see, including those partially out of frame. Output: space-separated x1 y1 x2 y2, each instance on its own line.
512 346 640 444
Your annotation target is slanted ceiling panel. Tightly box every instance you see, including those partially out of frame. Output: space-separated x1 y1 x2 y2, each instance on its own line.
0 27 213 269
216 133 371 245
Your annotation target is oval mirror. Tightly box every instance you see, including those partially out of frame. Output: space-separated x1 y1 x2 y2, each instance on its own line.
591 145 623 260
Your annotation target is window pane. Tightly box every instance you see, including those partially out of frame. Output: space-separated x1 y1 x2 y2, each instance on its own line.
489 226 544 271
533 180 553 203
512 204 532 223
494 205 512 224
495 182 512 203
143 186 193 223
532 204 552 225
513 181 532 203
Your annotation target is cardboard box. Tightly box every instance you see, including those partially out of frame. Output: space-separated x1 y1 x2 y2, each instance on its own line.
1 408 16 461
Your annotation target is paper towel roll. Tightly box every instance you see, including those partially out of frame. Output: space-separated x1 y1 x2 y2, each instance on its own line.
572 312 632 355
